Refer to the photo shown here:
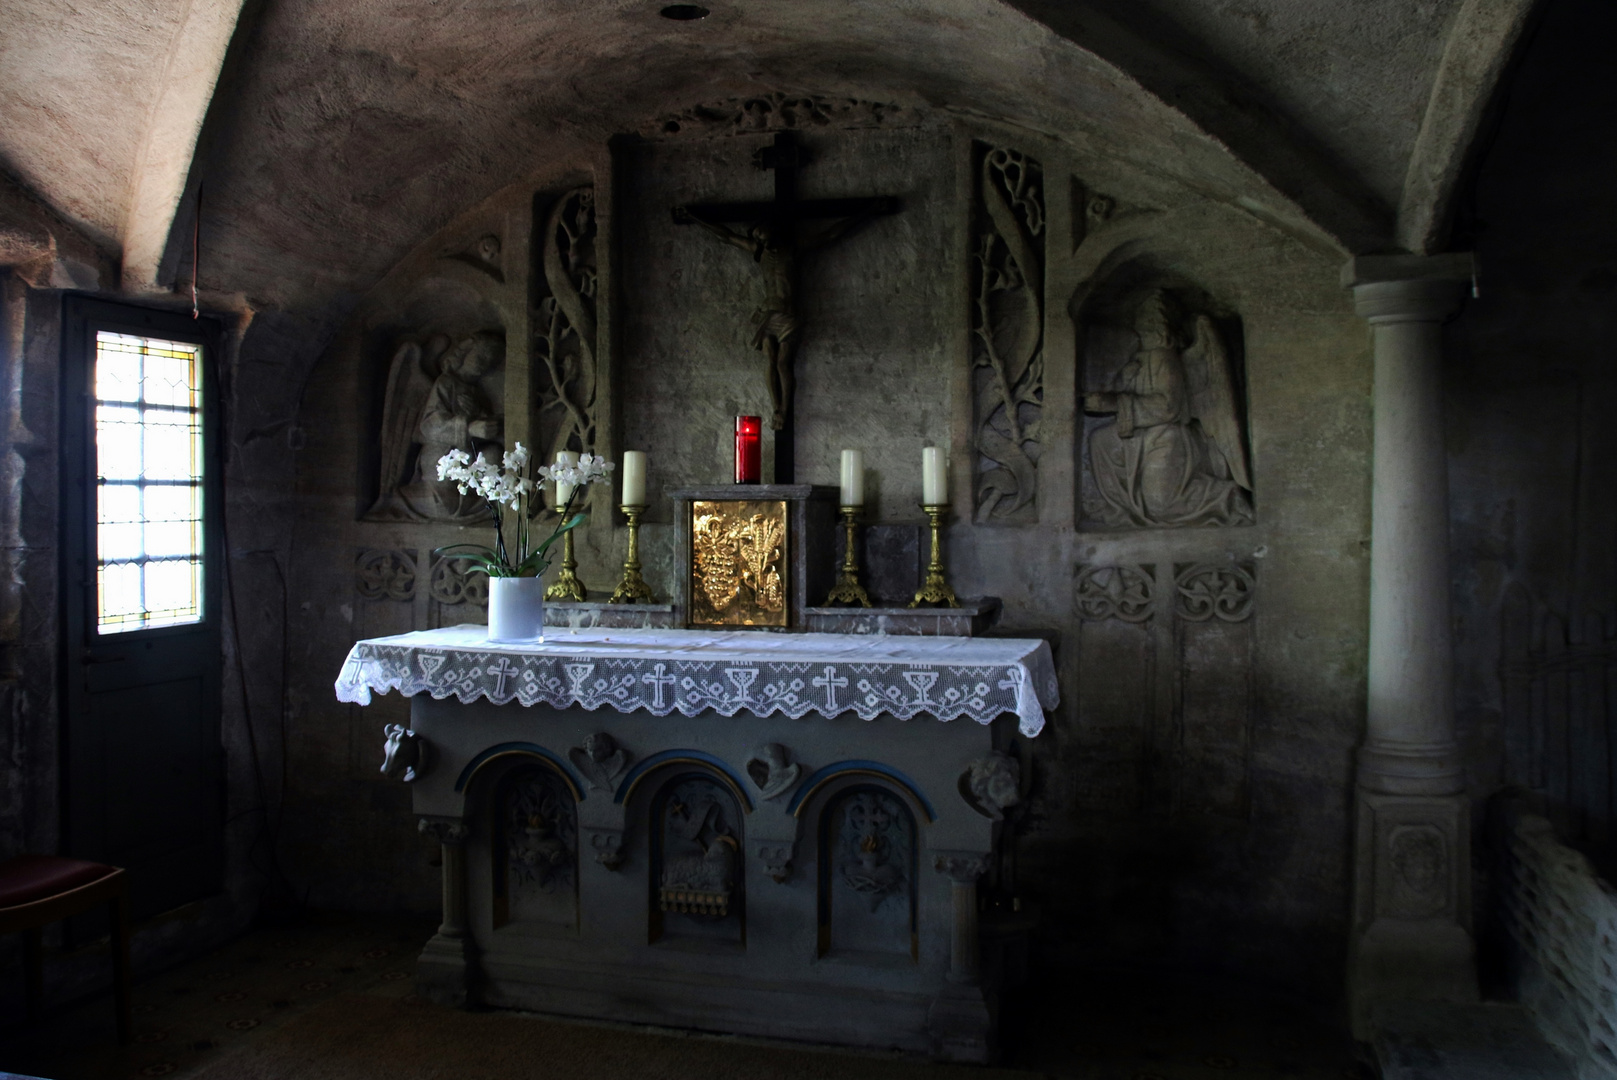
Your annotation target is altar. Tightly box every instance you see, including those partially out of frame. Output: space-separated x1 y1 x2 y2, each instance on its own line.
335 625 1058 1061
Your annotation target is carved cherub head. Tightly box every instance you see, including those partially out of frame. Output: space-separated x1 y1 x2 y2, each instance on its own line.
582 732 618 763
963 751 1021 821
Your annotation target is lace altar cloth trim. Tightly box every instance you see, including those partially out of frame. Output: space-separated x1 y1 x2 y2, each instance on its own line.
335 625 1058 737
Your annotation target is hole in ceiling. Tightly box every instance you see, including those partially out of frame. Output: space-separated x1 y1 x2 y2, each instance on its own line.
660 4 710 20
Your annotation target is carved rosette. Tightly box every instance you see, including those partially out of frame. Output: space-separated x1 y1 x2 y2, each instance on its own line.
971 144 1046 524
534 187 599 470
1174 563 1255 622
587 828 625 870
1074 564 1155 622
356 548 416 601
430 556 488 607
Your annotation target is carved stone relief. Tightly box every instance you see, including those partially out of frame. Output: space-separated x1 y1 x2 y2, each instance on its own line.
1074 564 1155 623
655 776 741 927
648 93 912 138
443 233 504 282
1081 289 1252 528
1175 563 1255 622
822 786 916 957
586 828 625 870
534 187 598 465
1387 824 1449 919
972 145 1046 523
567 733 628 793
353 549 489 609
370 332 506 522
494 765 578 929
745 743 800 801
356 548 416 601
429 556 488 607
1075 561 1255 623
959 751 1021 821
379 724 429 783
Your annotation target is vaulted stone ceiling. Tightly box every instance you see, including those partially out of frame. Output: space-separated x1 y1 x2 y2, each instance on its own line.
0 0 1533 310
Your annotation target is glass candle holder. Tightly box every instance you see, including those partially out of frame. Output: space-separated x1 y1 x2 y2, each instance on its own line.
735 415 761 484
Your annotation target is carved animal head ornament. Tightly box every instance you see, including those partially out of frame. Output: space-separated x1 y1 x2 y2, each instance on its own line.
380 724 429 783
959 751 1020 820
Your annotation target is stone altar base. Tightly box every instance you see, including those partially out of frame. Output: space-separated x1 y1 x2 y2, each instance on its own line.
404 696 1017 1062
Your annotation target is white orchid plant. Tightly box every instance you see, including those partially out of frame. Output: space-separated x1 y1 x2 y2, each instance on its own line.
433 443 614 578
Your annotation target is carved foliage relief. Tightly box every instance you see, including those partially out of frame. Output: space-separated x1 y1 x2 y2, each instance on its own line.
493 765 578 929
534 187 599 465
972 145 1046 524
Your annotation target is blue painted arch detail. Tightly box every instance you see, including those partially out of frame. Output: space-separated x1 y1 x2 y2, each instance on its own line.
454 742 584 800
613 749 754 812
786 760 937 822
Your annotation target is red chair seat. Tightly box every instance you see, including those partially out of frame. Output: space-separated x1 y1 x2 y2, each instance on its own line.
0 854 118 909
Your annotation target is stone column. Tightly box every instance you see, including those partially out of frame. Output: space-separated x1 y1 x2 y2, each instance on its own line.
1342 254 1478 1035
928 852 991 1061
417 816 474 1006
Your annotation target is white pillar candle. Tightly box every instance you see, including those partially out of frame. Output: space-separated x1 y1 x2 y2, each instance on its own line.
839 449 864 507
922 445 948 505
621 451 647 506
554 450 579 508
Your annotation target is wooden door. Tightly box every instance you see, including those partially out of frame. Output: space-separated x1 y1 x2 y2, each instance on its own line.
61 298 224 923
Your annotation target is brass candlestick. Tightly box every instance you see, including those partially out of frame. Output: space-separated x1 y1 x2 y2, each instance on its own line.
609 504 654 604
909 504 960 608
823 505 873 607
545 504 587 602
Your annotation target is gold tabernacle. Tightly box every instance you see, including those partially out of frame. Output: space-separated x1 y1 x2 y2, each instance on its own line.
689 499 789 628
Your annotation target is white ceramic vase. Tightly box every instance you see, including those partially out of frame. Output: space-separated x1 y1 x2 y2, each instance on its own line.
487 576 546 643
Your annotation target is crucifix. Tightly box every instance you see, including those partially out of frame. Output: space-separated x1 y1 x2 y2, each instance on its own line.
673 130 899 483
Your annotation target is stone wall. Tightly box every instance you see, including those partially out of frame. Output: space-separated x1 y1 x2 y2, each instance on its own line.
1492 794 1617 1079
283 101 1373 997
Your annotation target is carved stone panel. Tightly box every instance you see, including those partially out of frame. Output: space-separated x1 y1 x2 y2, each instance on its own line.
1079 288 1252 529
356 548 417 601
492 765 578 931
651 774 744 946
533 187 598 465
972 144 1046 524
369 331 506 523
820 786 916 958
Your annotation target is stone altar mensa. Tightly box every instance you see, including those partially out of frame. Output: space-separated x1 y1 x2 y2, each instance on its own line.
336 625 1058 1061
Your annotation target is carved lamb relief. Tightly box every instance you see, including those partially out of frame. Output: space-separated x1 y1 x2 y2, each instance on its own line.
1080 289 1252 528
971 145 1046 524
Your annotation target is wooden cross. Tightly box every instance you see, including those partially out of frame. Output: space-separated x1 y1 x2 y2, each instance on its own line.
674 130 899 483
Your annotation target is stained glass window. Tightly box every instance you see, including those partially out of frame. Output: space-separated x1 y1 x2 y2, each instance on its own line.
94 331 204 633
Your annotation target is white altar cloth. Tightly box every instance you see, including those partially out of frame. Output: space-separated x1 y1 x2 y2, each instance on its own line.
335 624 1058 737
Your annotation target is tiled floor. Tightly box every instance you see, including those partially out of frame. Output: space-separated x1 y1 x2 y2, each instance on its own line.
1 914 1372 1079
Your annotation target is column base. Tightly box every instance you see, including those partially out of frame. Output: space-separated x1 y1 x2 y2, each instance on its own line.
416 932 477 1008
1349 789 1476 1038
1351 919 1478 1038
927 981 995 1063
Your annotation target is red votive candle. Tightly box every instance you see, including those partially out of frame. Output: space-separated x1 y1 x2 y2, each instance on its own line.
735 415 761 484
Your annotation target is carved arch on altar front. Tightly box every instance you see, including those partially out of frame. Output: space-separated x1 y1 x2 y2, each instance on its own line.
614 749 755 813
787 760 936 822
455 741 586 800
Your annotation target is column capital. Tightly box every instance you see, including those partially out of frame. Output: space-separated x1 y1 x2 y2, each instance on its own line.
419 816 469 845
1342 253 1475 323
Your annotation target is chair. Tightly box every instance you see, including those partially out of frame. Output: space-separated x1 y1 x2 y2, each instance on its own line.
0 854 131 1043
